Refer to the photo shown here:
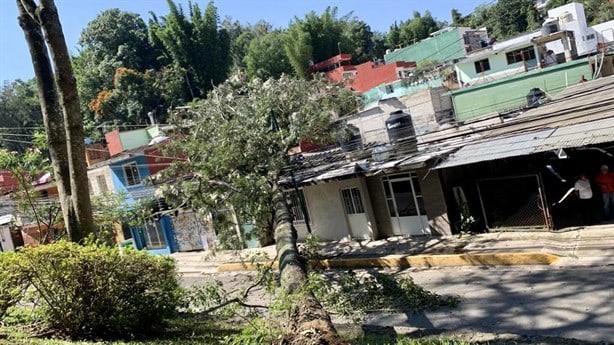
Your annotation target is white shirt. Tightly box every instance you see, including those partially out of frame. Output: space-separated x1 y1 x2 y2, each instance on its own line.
574 179 593 199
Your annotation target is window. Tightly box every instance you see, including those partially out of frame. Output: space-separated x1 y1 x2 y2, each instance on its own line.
122 162 141 186
143 221 166 249
474 59 491 73
385 84 394 94
286 189 309 222
585 33 595 41
505 47 536 64
341 188 365 214
96 175 108 193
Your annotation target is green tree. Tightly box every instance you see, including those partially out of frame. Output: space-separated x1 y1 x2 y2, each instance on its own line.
160 75 357 341
73 9 158 127
245 31 294 80
222 18 272 73
495 0 541 38
87 65 185 127
149 0 231 98
285 7 377 77
385 11 443 48
0 79 42 152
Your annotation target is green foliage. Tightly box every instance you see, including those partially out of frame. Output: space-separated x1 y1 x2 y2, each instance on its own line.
310 271 460 321
90 191 147 245
0 241 182 340
0 145 63 240
245 31 294 80
456 0 542 40
149 0 231 98
0 252 28 319
74 9 161 127
222 317 279 345
0 79 42 153
0 316 242 344
298 233 324 260
285 7 379 77
386 11 443 49
160 75 357 245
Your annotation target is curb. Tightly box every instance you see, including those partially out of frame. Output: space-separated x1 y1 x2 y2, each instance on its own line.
216 252 560 272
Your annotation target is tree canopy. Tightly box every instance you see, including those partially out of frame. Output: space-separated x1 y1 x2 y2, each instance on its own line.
148 0 230 98
0 79 42 152
284 7 381 77
386 11 443 49
161 75 356 242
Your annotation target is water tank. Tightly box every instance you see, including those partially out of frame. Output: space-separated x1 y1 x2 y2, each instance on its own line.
541 18 559 36
526 88 546 108
559 11 573 24
385 110 416 143
340 124 363 152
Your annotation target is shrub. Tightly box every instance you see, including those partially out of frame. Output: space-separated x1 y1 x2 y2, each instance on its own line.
0 252 28 319
0 241 182 340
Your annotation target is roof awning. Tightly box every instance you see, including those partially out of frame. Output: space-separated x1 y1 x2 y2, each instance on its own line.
367 148 454 175
434 117 614 169
435 128 554 169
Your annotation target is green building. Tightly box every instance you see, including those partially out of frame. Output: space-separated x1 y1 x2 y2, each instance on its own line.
384 27 487 65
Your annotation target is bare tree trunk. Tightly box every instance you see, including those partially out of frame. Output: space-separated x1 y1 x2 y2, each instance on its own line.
38 0 94 241
16 0 93 242
16 0 73 239
272 184 345 344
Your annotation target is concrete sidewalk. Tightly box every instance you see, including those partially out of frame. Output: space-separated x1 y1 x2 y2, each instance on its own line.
172 225 614 274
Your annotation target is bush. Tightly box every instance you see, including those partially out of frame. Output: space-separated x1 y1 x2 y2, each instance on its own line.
0 241 182 340
0 252 28 319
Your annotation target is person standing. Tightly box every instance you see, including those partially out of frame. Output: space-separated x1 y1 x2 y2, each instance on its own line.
595 164 614 221
574 172 593 225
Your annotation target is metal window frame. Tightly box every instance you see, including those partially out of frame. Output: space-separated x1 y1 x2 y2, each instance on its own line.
122 162 141 186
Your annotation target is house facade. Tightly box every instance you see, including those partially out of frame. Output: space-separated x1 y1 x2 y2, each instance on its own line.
450 2 614 121
86 125 219 254
288 71 614 242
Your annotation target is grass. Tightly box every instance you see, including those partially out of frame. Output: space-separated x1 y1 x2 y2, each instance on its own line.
0 316 241 345
0 318 473 345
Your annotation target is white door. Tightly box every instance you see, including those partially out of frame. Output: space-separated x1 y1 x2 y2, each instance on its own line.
383 173 430 236
0 226 15 252
340 187 371 239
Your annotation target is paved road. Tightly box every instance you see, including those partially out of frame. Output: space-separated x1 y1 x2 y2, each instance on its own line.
181 264 614 343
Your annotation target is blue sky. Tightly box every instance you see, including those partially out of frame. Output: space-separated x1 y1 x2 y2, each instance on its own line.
0 0 486 82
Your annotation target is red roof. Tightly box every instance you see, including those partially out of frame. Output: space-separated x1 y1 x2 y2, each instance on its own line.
310 53 416 93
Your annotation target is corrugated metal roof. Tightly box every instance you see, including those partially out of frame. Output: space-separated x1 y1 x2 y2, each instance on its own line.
435 116 614 169
538 117 614 152
435 128 555 169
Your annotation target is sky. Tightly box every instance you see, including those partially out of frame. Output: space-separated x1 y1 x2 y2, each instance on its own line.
0 0 487 83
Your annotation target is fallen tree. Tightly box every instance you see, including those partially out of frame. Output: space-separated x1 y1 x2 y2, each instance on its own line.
161 75 357 343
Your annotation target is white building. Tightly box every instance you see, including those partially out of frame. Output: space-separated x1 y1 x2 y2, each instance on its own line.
454 2 614 86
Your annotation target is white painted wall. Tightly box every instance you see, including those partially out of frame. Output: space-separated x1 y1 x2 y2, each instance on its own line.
0 226 15 252
87 166 112 196
296 177 378 241
455 46 538 85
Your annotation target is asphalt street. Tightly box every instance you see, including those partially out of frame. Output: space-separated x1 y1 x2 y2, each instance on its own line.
181 264 614 343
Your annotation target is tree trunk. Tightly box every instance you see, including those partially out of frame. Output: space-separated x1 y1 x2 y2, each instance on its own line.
16 0 94 242
16 0 73 239
38 0 94 241
272 184 345 344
